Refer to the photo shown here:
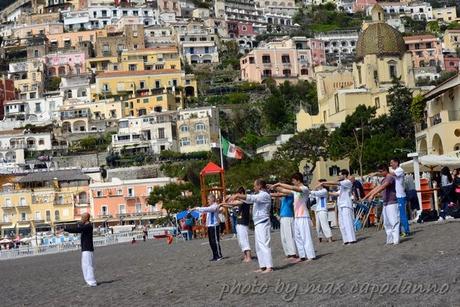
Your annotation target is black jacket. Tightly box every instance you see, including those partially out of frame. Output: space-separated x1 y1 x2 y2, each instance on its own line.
64 222 94 252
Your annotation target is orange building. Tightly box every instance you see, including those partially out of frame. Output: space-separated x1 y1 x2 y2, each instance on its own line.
89 177 175 226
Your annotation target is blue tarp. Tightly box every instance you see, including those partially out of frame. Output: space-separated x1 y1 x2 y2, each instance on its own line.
176 210 200 220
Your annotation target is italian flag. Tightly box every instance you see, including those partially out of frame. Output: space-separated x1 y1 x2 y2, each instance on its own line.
221 137 244 160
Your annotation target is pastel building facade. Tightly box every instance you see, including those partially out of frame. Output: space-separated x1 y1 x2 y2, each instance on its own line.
89 177 175 225
415 74 460 156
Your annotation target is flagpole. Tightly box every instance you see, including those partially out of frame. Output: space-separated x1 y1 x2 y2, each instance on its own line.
219 128 224 170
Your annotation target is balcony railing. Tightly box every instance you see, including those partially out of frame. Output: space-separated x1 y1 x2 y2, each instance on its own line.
17 202 29 208
2 204 14 209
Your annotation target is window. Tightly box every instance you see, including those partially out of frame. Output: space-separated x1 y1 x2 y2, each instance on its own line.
155 64 164 70
262 69 272 77
282 69 291 77
38 139 45 145
180 125 189 132
128 188 134 197
34 49 40 57
140 81 145 89
281 55 290 63
357 65 362 84
21 212 27 221
334 94 339 113
102 84 109 92
46 210 51 222
96 190 103 197
54 210 60 221
301 69 308 75
119 205 126 214
101 206 108 216
155 81 161 88
262 55 271 63
35 103 41 112
180 138 190 146
249 57 255 64
135 203 142 213
375 97 380 108
196 135 207 145
388 62 397 79
158 127 165 139
129 64 137 71
20 197 26 206
195 123 205 131
34 211 41 221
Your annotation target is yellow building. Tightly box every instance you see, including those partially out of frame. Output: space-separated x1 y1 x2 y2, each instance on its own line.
120 47 181 71
0 170 91 236
432 6 458 23
124 93 177 117
59 99 123 133
93 69 197 106
443 30 460 52
415 74 460 156
296 6 418 181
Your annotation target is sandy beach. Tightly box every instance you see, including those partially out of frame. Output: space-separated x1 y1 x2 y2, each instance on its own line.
0 221 459 307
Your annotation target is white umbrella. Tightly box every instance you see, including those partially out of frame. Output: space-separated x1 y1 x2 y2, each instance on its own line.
0 238 12 244
20 237 32 243
401 154 460 172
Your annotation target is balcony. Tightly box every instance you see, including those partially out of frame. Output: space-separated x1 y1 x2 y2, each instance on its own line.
17 220 30 225
32 217 45 223
2 204 15 210
0 220 12 226
17 202 30 208
54 200 71 206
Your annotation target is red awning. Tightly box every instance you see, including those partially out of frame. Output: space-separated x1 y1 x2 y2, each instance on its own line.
200 162 223 176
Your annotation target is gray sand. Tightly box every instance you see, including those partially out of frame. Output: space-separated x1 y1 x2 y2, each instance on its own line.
0 221 459 307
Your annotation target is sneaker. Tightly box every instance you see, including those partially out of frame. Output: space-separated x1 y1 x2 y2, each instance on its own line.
437 217 445 222
400 233 407 238
216 257 223 261
445 216 454 220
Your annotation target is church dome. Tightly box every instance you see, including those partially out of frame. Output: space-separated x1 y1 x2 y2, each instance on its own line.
356 22 406 60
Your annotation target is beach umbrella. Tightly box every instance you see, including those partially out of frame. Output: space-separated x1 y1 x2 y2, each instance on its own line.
176 210 200 220
20 237 32 243
0 238 12 244
401 154 460 172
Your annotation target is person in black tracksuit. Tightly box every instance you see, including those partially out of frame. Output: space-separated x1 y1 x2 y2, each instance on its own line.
194 194 223 261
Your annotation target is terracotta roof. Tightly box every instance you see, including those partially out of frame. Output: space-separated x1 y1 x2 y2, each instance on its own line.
97 69 181 78
0 129 24 136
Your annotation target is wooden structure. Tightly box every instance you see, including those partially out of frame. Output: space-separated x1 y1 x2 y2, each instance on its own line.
199 162 229 232
199 162 226 205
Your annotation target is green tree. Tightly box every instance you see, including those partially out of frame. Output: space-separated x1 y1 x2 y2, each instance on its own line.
275 126 329 173
386 78 415 139
147 182 200 217
329 106 376 176
410 94 425 124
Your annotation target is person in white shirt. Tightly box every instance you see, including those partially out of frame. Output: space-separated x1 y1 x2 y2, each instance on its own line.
269 172 316 263
323 169 357 245
194 194 223 261
389 158 410 236
231 179 273 273
311 179 333 243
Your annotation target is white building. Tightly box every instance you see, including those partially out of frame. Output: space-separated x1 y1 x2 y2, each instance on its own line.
256 134 293 161
3 95 63 123
315 30 359 65
177 106 219 154
112 111 178 155
377 2 433 21
60 74 91 104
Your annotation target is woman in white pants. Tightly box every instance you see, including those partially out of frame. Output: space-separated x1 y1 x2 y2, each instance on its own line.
222 187 252 262
270 172 316 262
231 179 273 273
363 165 401 245
323 170 357 245
271 192 297 259
311 180 333 243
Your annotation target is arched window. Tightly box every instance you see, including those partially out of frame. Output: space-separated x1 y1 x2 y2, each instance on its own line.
195 123 206 131
55 210 60 221
180 138 190 146
388 61 397 79
180 125 189 132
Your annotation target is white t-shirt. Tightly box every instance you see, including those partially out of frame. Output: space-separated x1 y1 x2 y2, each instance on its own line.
246 190 272 225
196 203 220 227
310 188 328 212
393 167 406 198
292 185 310 218
338 179 353 209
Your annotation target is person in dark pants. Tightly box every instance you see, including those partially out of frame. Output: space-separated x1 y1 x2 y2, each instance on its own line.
59 213 97 287
194 194 223 261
